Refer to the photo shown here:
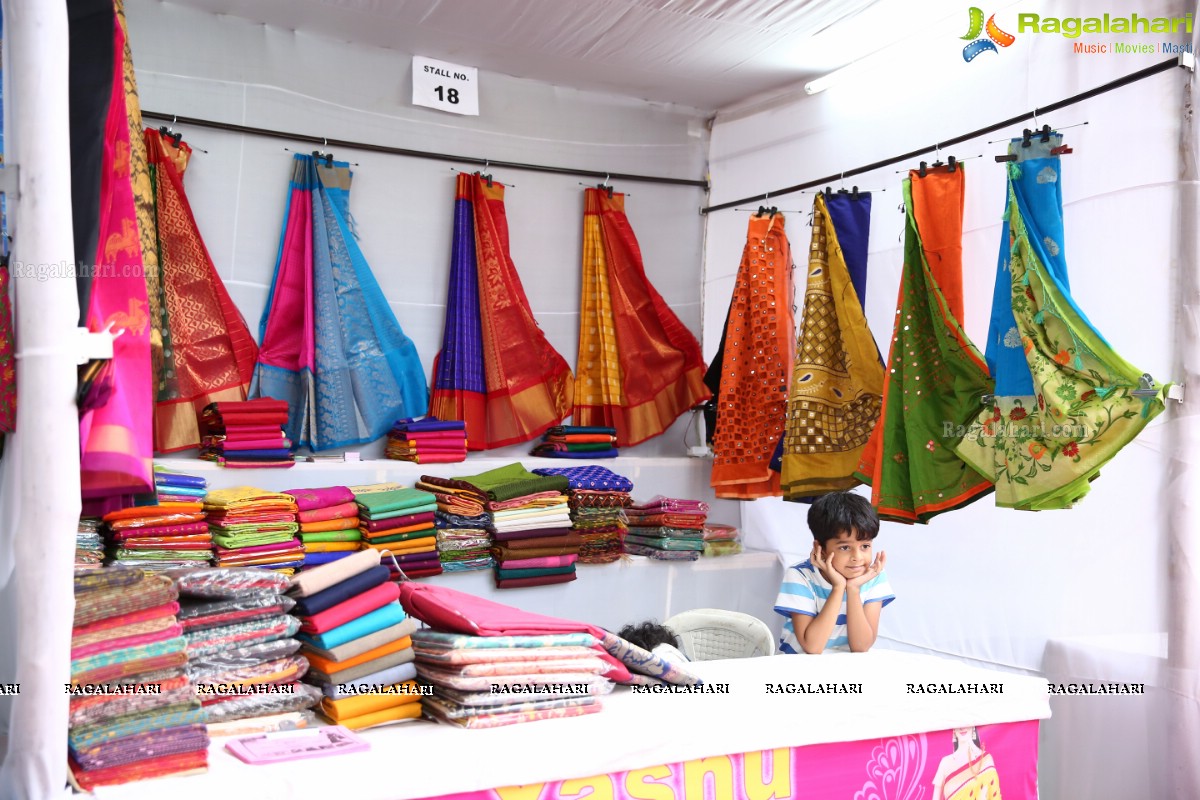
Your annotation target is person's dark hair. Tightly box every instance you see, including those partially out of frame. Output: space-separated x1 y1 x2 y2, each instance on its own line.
618 621 679 651
807 491 879 545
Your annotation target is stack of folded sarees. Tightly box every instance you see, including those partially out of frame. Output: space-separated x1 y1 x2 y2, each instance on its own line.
533 465 633 564
200 399 294 468
353 485 440 578
290 549 422 730
416 474 493 574
68 569 207 789
169 567 321 731
531 425 619 459
204 487 302 573
285 486 361 569
103 494 212 571
412 629 613 728
385 418 468 464
76 519 105 571
701 522 743 557
465 464 577 588
623 496 709 561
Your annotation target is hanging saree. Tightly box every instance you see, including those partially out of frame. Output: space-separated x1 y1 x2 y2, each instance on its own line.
854 167 994 523
0 261 13 449
953 135 1168 509
429 173 572 449
709 212 794 499
145 128 258 452
80 12 153 511
824 191 873 313
253 155 428 451
780 194 883 498
572 188 709 446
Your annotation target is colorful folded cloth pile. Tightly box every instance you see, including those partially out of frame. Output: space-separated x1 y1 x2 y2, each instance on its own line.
68 569 208 789
701 522 743 557
411 629 613 729
289 549 422 730
476 464 576 588
385 417 468 464
533 465 633 564
152 467 209 503
414 474 493 574
168 567 322 727
531 425 619 459
353 485 440 579
623 496 709 561
204 487 302 573
284 486 361 568
103 495 213 571
76 519 105 571
200 398 294 468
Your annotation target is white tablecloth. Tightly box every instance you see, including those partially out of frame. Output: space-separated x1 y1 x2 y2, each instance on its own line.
94 651 1050 800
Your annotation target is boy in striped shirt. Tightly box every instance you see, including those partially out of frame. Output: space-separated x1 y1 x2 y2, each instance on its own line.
774 492 894 654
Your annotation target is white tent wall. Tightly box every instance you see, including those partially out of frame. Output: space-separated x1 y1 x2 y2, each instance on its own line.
704 0 1194 797
120 0 713 460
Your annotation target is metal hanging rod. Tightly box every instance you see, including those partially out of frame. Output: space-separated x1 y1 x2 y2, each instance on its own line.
701 56 1189 214
141 110 709 190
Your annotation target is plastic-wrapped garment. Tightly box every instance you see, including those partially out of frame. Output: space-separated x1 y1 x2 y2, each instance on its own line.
177 594 295 632
200 682 323 723
166 566 291 598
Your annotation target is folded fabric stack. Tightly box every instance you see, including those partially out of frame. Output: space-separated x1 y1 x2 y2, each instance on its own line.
352 485 440 578
412 629 613 728
103 499 212 571
623 496 709 561
386 418 468 464
169 567 322 729
290 549 422 730
531 425 619 459
533 465 633 564
425 463 577 588
200 398 294 468
76 519 105 571
68 569 207 789
152 467 209 503
285 486 361 569
415 474 493 574
204 487 302 573
702 522 743 557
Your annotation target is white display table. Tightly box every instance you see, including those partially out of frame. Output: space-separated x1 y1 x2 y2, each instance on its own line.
93 651 1050 800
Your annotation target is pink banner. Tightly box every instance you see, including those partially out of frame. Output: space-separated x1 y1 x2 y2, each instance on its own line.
424 720 1038 800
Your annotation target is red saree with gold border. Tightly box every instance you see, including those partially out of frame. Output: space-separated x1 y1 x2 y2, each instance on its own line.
573 189 709 446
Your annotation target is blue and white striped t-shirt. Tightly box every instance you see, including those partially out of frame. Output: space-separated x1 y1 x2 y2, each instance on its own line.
774 559 895 654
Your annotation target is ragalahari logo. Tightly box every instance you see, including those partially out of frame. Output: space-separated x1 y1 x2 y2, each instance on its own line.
962 7 1016 61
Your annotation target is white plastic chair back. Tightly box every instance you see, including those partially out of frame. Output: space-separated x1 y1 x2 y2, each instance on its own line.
664 608 776 660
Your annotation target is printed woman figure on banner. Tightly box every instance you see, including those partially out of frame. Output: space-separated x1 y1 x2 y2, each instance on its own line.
932 726 1003 800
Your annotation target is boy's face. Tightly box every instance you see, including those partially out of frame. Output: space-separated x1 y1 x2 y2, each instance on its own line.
820 529 874 580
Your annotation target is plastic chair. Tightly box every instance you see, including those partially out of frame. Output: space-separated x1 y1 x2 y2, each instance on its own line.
663 608 776 660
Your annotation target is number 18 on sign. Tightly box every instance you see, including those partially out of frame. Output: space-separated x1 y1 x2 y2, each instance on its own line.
412 56 479 116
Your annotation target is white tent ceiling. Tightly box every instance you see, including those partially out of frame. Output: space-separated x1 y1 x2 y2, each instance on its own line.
156 0 966 110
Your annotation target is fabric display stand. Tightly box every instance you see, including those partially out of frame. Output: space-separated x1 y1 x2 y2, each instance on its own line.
286 486 361 564
204 487 302 572
623 496 709 561
386 418 468 464
68 569 205 790
171 568 320 731
531 424 620 459
102 468 212 570
200 400 294 469
291 549 422 729
532 465 633 564
353 485 441 578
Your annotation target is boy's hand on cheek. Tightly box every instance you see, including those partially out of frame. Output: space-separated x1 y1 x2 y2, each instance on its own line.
846 550 886 590
811 543 846 588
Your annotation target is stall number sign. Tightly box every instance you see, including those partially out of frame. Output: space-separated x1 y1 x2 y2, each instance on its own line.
412 57 479 116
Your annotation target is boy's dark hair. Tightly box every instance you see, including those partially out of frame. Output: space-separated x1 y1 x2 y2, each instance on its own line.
807 491 880 545
618 621 679 651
